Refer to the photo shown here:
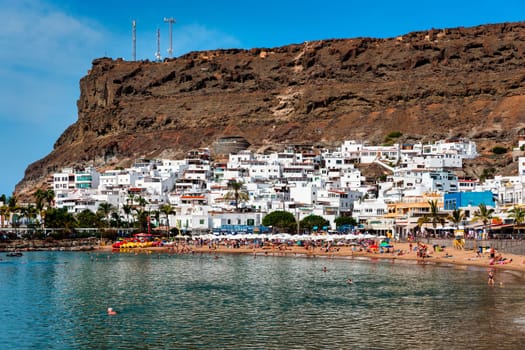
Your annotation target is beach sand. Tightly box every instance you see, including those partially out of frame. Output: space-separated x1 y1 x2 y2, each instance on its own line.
100 241 525 275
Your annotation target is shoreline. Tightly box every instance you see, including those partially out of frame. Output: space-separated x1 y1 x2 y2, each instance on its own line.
98 241 525 275
4 239 524 276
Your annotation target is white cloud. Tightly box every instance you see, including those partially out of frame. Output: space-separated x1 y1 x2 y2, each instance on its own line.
0 0 107 74
0 0 112 125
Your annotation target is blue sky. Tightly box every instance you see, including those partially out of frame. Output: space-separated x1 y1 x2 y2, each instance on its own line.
1 0 524 196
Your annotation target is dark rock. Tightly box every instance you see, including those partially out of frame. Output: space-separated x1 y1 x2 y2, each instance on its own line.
15 21 525 195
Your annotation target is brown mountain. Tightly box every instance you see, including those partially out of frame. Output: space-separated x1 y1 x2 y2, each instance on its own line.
16 21 525 195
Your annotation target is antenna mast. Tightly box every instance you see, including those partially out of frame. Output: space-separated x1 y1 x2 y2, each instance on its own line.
155 28 161 62
132 20 136 61
163 17 176 58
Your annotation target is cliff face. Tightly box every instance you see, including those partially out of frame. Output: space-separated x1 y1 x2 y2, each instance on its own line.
16 22 525 194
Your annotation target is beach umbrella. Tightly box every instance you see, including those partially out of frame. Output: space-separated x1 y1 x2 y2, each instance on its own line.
345 234 357 240
379 241 393 248
279 233 292 240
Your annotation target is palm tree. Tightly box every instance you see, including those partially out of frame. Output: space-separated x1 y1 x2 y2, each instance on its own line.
34 188 46 210
136 196 148 210
507 206 525 235
96 202 115 247
44 207 77 238
127 193 136 206
0 205 9 228
135 196 150 232
224 179 249 210
122 204 133 227
160 203 176 240
134 208 149 233
472 203 495 238
44 189 55 208
97 202 115 228
110 212 122 228
19 204 39 240
20 205 39 227
417 200 445 240
34 188 55 231
447 208 466 230
7 195 20 227
7 195 17 209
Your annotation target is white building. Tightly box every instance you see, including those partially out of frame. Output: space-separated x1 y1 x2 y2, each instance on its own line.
352 198 391 232
422 138 478 159
53 167 100 196
339 140 400 164
289 183 318 205
421 171 458 193
246 160 281 180
99 170 139 190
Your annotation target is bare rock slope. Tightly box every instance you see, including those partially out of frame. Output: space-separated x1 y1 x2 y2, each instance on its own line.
16 22 525 195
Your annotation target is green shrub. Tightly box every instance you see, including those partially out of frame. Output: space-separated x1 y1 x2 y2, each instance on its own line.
491 146 507 155
387 131 403 139
480 167 495 181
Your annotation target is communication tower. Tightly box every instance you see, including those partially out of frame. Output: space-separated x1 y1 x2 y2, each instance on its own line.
155 28 161 62
132 20 136 61
163 17 176 58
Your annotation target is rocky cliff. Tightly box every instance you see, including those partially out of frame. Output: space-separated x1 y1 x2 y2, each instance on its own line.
16 21 525 195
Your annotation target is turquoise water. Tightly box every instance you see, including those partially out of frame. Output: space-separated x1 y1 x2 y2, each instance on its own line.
1 251 525 349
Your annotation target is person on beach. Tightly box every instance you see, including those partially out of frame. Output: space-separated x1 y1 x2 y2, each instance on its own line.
488 270 495 286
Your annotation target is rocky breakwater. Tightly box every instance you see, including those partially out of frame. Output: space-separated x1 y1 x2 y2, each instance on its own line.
0 239 98 252
16 21 525 195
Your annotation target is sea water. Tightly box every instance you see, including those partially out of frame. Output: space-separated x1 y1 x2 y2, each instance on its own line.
1 251 525 349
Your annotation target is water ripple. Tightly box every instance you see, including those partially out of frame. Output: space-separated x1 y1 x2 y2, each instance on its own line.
1 252 525 349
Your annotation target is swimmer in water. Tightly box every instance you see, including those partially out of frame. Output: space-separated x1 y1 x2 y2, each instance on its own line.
107 307 117 315
347 278 353 285
488 270 495 286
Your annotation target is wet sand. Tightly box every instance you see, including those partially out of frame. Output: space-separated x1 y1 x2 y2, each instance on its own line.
100 241 525 274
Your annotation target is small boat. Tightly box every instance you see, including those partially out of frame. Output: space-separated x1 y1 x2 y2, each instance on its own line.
6 252 23 257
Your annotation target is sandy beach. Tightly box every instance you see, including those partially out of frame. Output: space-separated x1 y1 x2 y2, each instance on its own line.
101 240 525 276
